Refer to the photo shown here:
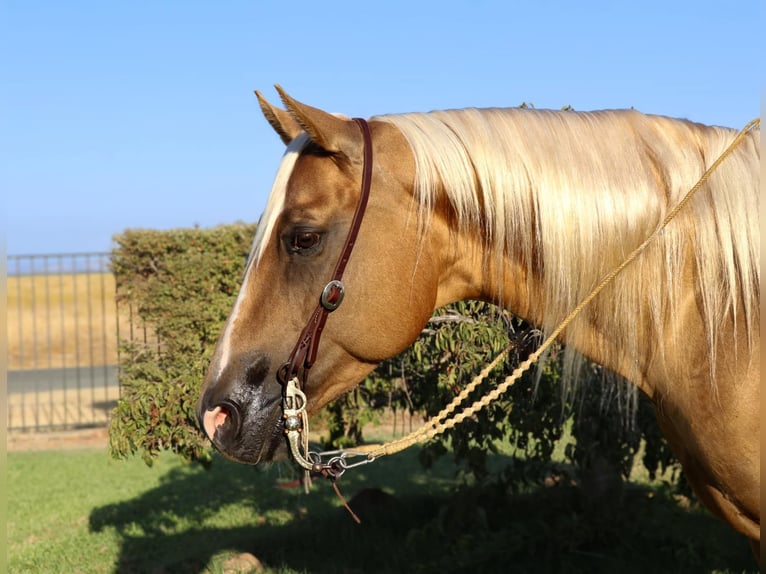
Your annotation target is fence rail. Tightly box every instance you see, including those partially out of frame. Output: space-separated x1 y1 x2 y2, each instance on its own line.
7 253 122 431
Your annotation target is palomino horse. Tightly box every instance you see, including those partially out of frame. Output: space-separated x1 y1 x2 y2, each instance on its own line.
197 87 760 554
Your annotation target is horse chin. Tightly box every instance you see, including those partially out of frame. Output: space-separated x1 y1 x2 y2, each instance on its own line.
253 414 291 462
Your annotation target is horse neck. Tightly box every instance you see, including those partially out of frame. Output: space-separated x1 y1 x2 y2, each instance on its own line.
389 108 756 393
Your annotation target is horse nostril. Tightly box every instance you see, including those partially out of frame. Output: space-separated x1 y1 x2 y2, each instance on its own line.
202 399 242 442
221 399 242 435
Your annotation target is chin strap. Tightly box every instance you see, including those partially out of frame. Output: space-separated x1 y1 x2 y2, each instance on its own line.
283 375 369 522
284 376 377 475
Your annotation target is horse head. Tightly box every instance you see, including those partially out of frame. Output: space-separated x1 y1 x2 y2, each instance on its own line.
196 87 457 463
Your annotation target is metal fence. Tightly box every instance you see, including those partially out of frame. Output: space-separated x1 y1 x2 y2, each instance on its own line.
7 253 123 431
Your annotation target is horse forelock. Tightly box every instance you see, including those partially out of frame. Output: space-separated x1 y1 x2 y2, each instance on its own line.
375 107 760 396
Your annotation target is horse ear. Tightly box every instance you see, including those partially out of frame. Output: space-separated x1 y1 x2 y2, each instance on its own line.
255 90 302 145
274 84 359 155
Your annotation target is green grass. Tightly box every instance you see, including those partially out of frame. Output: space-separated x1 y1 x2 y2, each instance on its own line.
7 445 757 573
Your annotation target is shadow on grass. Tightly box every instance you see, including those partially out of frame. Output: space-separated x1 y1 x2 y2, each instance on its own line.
90 452 756 574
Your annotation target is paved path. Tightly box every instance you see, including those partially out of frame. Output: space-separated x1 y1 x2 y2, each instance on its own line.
8 366 119 394
7 366 120 431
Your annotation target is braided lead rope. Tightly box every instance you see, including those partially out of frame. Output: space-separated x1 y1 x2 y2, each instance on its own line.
366 116 760 460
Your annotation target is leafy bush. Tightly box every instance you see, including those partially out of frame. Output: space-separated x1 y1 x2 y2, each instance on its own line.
109 223 256 465
108 224 679 490
358 301 678 485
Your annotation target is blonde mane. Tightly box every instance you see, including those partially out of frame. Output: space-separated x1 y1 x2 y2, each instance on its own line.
374 108 760 387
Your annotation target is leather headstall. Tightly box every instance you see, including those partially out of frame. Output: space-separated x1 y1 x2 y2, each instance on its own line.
278 118 373 393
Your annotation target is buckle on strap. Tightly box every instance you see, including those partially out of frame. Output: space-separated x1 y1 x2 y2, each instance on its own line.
320 280 345 311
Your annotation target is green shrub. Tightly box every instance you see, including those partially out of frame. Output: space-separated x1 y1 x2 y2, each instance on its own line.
109 223 256 465
359 301 678 485
108 223 679 491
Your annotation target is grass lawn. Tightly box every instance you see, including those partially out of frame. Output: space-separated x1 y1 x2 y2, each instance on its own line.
7 444 757 574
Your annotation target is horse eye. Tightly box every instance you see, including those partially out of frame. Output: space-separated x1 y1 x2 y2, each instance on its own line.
292 231 321 252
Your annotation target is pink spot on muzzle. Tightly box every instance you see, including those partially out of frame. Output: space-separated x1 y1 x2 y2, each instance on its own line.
203 405 229 441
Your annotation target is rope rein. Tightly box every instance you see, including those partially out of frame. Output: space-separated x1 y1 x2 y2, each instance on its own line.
288 116 760 475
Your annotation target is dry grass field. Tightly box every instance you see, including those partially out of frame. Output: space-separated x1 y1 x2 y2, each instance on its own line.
6 271 143 429
7 272 124 370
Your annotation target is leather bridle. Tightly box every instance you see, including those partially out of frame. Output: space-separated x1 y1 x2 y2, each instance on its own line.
278 117 373 392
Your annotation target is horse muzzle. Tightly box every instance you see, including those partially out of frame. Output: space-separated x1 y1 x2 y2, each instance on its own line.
196 352 288 463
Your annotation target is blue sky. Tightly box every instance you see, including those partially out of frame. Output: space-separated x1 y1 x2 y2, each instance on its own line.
2 1 761 255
